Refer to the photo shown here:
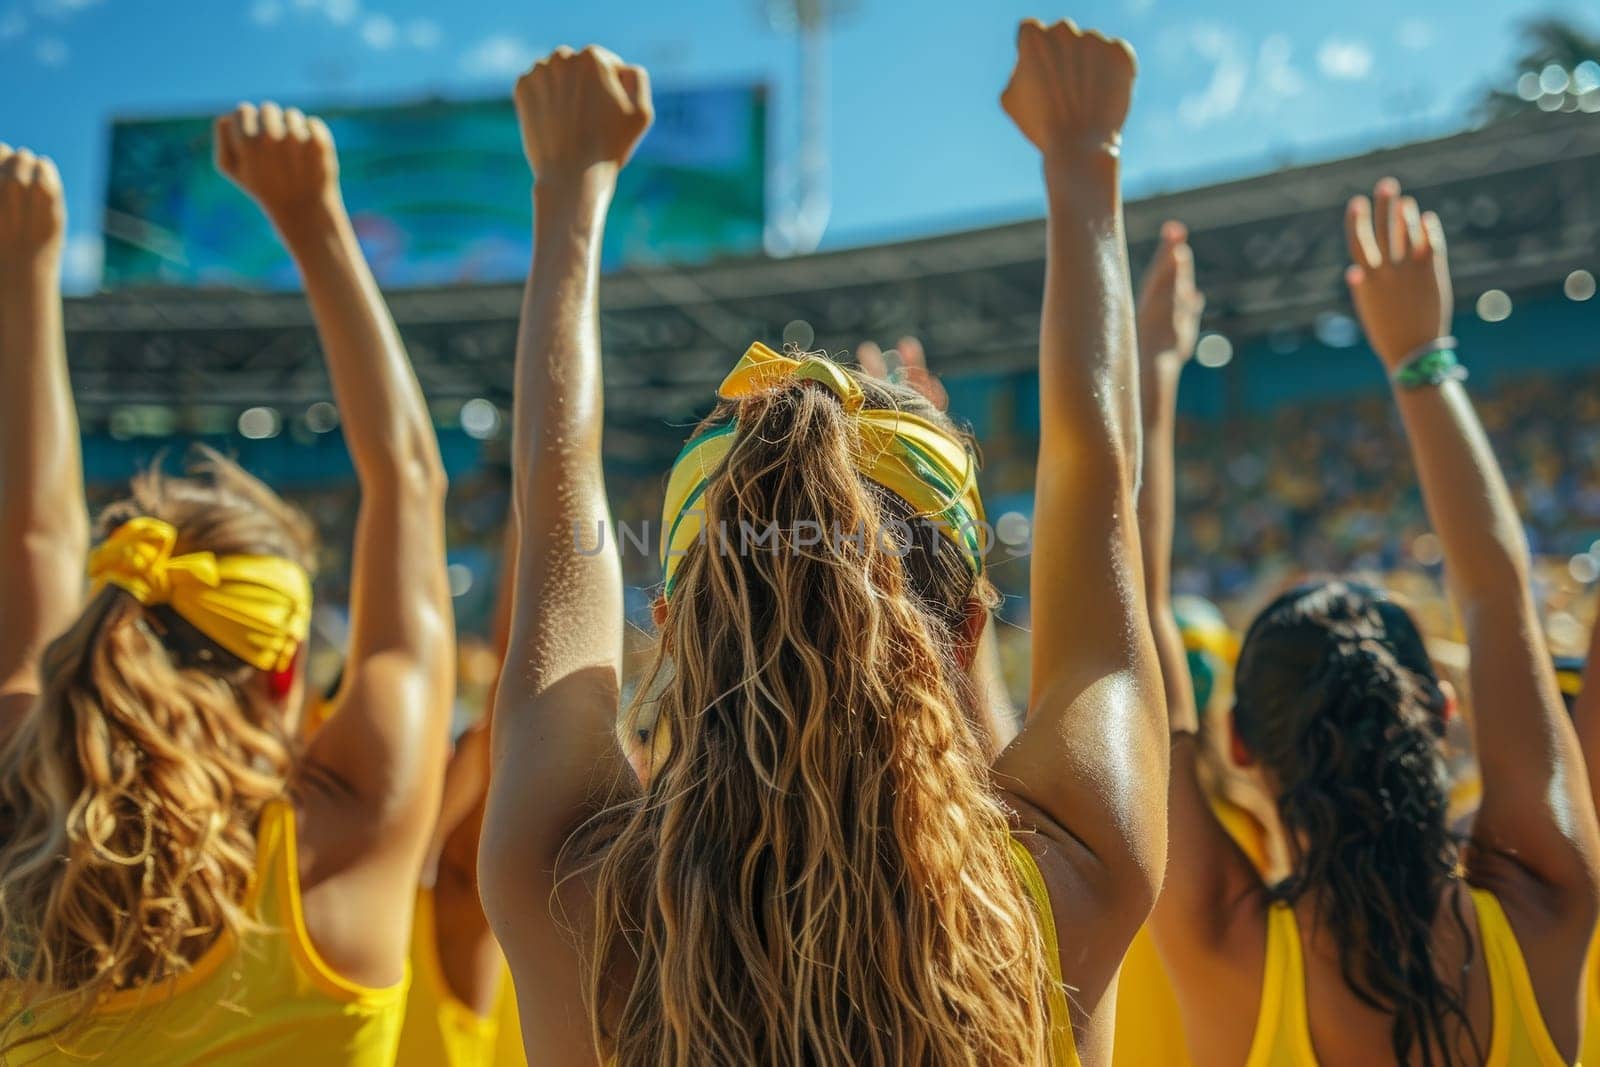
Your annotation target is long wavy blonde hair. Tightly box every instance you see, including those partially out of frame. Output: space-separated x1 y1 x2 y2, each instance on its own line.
0 450 315 1050
580 369 1055 1065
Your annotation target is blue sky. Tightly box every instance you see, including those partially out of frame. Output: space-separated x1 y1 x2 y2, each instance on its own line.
0 0 1592 291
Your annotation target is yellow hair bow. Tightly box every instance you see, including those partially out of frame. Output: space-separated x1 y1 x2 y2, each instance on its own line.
660 343 986 598
88 516 312 673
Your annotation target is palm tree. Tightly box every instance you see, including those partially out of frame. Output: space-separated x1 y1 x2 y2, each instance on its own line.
1478 16 1600 120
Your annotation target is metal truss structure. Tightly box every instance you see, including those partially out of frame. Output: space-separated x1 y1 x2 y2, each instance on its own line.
64 111 1600 456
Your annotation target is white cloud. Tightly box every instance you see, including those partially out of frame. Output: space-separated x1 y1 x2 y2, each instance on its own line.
1124 0 1154 14
322 0 357 26
61 232 102 293
360 12 394 49
1317 37 1374 80
405 16 438 50
33 34 65 64
1178 26 1248 127
34 0 100 16
250 0 282 26
1257 34 1305 97
460 33 538 78
0 8 24 39
1397 18 1433 52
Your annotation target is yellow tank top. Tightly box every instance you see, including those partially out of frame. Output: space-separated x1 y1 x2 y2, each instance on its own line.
492 980 527 1067
3 800 408 1066
395 887 505 1067
1581 931 1600 1066
1007 836 1082 1067
1113 927 1192 1066
1245 888 1567 1066
1113 792 1273 1067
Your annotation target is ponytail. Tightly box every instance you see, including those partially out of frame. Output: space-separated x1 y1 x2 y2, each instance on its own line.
0 452 312 1052
1235 582 1480 1066
581 370 1054 1066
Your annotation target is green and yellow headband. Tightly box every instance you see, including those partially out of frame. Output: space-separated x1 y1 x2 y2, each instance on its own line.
660 342 986 598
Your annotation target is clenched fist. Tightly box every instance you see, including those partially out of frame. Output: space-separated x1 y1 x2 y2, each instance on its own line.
1002 19 1136 159
515 46 652 181
0 144 65 265
1345 177 1453 368
214 102 339 220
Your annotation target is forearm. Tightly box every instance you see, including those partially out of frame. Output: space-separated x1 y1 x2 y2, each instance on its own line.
1575 603 1600 822
1137 356 1181 609
1039 152 1139 487
1392 378 1530 607
519 172 611 477
0 260 86 551
510 169 622 698
1136 356 1197 735
276 196 444 489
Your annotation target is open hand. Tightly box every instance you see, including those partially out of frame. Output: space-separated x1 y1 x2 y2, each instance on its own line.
1137 221 1205 364
515 46 653 182
1002 18 1136 160
0 145 65 266
1345 177 1452 368
214 103 339 221
856 336 949 411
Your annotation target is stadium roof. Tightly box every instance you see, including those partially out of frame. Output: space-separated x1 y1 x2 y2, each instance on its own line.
64 110 1600 443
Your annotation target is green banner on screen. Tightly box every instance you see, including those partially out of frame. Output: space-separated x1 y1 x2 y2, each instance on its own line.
102 86 767 289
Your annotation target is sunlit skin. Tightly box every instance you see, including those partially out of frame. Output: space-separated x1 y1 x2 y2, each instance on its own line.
1144 178 1600 1065
214 102 457 989
0 108 455 1036
0 143 87 742
480 22 1167 1066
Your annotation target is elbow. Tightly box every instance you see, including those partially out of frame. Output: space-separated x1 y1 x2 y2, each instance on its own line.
375 434 450 502
477 787 560 944
1117 806 1168 926
9 510 90 572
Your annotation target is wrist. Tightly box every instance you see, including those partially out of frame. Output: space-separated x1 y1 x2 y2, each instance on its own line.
267 190 349 248
1043 137 1121 182
0 244 62 285
534 163 619 205
1141 346 1190 372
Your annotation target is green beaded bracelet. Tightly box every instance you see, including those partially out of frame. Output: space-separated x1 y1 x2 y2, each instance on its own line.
1393 347 1467 390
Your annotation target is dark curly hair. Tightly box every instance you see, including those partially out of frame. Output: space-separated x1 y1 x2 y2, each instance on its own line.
1233 579 1482 1066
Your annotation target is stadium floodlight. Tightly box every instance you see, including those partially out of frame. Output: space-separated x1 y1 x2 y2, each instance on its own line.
1195 334 1233 369
447 563 475 599
1475 289 1513 323
760 0 860 256
460 398 501 441
1565 269 1596 302
238 406 282 440
305 401 340 433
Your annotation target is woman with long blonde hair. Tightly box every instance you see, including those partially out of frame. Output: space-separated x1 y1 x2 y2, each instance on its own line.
0 108 454 1064
481 21 1167 1067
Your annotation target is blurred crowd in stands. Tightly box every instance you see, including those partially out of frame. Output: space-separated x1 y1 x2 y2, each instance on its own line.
82 363 1600 719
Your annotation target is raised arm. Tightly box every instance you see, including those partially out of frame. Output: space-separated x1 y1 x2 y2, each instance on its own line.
428 523 518 1016
215 105 454 865
991 19 1168 943
477 47 650 1017
1576 605 1600 827
1136 222 1204 736
0 146 86 737
1134 225 1260 958
1346 178 1600 903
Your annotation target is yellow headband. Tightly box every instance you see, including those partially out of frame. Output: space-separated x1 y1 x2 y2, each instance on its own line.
88 516 313 674
660 342 986 598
